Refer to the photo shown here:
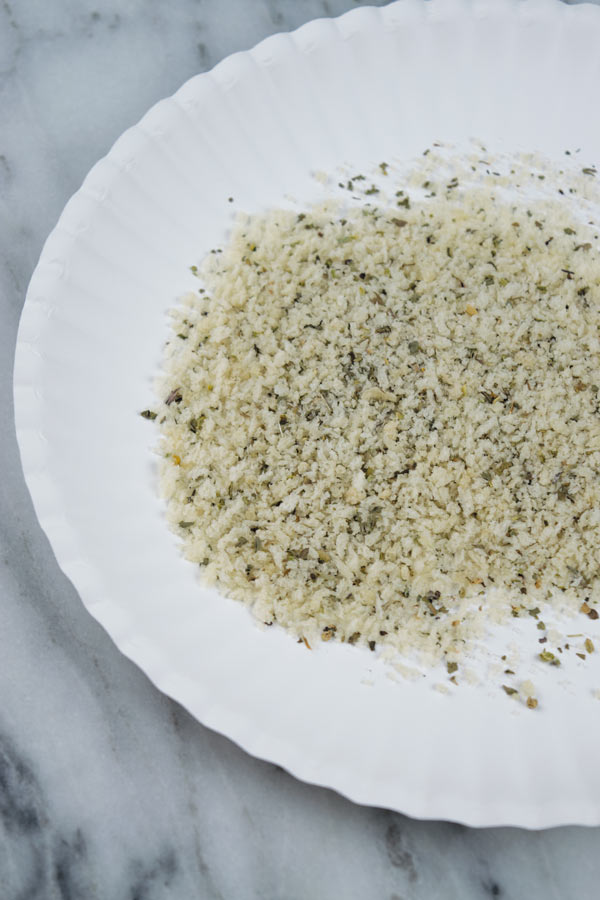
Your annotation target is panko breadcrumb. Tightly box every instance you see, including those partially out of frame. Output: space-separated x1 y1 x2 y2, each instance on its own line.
156 172 600 665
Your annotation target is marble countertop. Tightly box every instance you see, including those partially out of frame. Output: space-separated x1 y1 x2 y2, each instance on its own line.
3 0 600 897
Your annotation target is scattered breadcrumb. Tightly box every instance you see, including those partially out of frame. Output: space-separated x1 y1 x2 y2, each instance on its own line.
154 150 600 670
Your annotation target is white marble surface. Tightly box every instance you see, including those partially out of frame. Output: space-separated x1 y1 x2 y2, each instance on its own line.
3 0 600 897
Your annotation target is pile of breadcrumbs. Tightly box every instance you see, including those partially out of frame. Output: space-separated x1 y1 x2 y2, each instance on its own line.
154 171 600 665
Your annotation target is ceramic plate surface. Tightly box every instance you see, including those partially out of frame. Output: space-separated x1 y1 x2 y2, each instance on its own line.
14 0 600 827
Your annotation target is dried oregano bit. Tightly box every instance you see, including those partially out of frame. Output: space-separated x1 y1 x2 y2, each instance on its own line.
585 638 595 654
165 388 182 405
539 650 561 666
446 661 458 674
140 409 157 420
189 415 205 434
297 637 311 650
526 697 538 709
178 521 194 529
502 685 518 696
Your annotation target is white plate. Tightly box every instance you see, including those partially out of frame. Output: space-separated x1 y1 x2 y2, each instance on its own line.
14 0 600 828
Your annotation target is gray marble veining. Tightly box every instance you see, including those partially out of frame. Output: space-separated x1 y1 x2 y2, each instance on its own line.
3 1 600 898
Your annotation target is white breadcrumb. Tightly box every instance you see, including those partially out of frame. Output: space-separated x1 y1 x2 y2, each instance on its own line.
433 683 450 695
520 679 536 697
156 156 600 667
